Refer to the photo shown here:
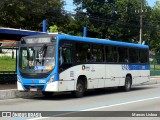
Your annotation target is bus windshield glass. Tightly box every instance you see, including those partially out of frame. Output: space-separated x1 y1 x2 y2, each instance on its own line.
19 44 55 74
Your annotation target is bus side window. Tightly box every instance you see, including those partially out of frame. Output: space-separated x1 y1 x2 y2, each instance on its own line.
129 48 139 63
75 42 90 63
59 47 72 72
118 47 128 63
139 49 148 63
125 48 129 63
92 44 104 62
59 47 72 64
87 48 91 62
106 46 117 62
59 47 63 65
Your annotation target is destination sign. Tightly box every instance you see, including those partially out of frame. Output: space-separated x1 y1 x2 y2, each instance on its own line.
21 36 56 44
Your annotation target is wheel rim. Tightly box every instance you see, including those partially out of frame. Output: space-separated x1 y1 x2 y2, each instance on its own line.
77 83 83 93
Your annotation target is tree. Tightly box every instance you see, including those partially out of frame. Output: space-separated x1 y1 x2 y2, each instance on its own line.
73 0 151 43
0 0 64 31
148 1 160 52
49 25 58 32
56 12 83 36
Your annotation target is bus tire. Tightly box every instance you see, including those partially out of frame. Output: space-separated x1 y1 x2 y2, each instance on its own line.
123 76 132 92
73 80 85 98
42 91 54 98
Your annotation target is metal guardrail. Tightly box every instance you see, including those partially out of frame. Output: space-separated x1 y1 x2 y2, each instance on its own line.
150 70 160 76
0 71 16 74
0 71 16 84
0 75 17 84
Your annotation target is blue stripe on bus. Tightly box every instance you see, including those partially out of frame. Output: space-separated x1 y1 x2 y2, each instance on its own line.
122 64 150 70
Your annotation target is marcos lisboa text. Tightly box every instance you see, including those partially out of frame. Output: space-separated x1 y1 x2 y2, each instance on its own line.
132 112 158 117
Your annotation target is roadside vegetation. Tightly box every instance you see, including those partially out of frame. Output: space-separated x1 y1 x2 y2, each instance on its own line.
0 0 160 52
0 0 160 72
0 56 16 72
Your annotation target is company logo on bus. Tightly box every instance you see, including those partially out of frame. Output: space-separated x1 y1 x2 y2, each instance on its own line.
82 65 85 71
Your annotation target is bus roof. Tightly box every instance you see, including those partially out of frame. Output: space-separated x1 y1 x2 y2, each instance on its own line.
21 33 149 49
0 27 45 36
58 34 149 49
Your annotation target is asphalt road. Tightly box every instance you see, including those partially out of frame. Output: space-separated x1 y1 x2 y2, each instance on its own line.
0 81 160 120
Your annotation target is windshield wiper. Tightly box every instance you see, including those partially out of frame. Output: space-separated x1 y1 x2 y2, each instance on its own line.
36 50 41 64
41 44 48 66
37 44 47 65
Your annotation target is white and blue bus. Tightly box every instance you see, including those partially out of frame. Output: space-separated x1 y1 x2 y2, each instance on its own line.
17 33 150 97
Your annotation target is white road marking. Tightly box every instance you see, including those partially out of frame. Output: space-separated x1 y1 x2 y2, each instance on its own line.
81 96 160 111
27 95 160 120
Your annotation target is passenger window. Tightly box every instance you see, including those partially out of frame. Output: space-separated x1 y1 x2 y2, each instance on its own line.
129 48 139 63
106 46 118 62
92 44 104 62
59 47 72 65
118 47 129 63
59 41 73 72
75 42 90 63
139 49 148 63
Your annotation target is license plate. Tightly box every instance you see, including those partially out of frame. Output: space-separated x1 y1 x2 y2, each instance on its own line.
30 88 37 91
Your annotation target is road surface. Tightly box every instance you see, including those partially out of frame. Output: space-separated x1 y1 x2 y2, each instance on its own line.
0 80 160 120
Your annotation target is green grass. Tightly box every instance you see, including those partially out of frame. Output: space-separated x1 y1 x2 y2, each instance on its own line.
150 64 160 70
0 56 16 71
150 68 160 70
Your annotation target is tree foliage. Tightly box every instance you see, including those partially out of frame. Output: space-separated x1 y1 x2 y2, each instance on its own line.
73 0 151 43
0 0 64 30
49 25 58 32
148 1 160 52
0 0 160 51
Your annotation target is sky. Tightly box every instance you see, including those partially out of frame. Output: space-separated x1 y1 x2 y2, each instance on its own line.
64 0 76 12
147 0 159 6
64 0 160 12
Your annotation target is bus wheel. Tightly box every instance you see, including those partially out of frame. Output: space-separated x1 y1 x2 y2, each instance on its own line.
124 76 132 92
42 91 53 98
73 80 85 98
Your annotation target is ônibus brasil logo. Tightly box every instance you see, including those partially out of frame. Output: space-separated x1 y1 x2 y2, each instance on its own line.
82 65 85 71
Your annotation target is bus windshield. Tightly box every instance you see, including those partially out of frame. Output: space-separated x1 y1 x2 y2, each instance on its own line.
19 44 55 74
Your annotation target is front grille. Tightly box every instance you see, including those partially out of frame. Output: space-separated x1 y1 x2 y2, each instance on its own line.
24 85 44 91
20 72 50 79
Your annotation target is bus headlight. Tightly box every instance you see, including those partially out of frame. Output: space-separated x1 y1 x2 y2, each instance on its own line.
17 75 22 83
47 74 56 84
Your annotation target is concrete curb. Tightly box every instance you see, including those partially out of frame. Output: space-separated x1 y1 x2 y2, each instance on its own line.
148 77 160 84
0 77 160 100
0 90 42 100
